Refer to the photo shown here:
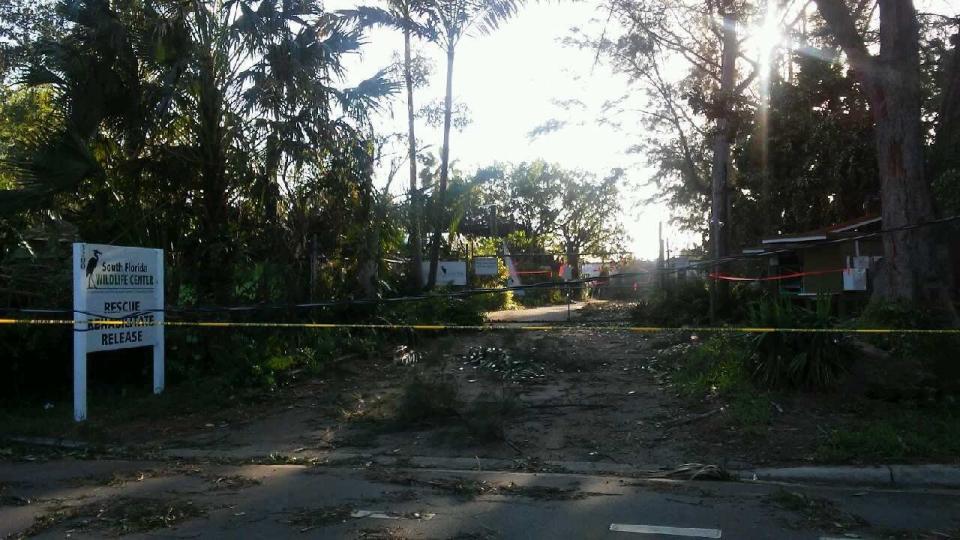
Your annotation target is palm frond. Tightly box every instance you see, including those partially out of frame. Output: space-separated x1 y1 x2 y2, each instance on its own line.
472 0 525 35
336 7 400 29
335 69 400 121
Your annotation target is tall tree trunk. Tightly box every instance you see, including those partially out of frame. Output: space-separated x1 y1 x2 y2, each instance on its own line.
815 0 953 308
262 132 281 224
359 222 380 300
871 0 951 305
197 47 230 305
933 31 960 180
709 0 737 321
427 43 455 289
403 22 424 291
357 165 378 300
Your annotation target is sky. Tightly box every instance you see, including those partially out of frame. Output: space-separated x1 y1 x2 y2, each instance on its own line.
326 0 957 260
326 0 673 259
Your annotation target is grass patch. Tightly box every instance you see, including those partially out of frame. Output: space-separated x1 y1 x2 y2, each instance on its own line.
671 335 752 398
726 394 773 433
0 375 268 443
816 406 960 463
22 496 204 537
668 334 774 433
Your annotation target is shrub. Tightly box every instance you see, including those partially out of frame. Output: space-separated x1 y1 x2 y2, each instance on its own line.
858 300 960 393
466 290 514 312
514 284 566 307
631 280 710 327
395 375 460 425
747 297 850 389
816 406 960 462
382 294 486 326
668 334 772 431
673 334 752 397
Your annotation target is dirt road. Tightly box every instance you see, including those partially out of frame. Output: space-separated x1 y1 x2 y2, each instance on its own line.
485 301 593 322
4 302 959 538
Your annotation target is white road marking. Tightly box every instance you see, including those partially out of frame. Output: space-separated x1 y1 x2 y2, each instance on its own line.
351 510 436 521
351 510 398 520
609 523 722 538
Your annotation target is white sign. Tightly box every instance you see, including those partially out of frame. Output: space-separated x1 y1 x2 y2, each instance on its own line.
422 261 467 286
73 243 164 421
474 257 499 276
581 263 603 279
843 268 868 291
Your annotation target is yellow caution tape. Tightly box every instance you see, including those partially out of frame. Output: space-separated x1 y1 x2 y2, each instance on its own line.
1 317 959 334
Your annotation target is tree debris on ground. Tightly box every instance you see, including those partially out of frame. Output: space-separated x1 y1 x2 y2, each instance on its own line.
460 347 545 383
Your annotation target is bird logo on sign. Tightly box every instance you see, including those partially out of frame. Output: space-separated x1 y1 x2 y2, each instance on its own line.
81 249 102 289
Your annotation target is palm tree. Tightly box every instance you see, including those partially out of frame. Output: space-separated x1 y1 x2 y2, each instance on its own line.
340 2 434 291
10 0 395 303
235 0 396 224
421 0 524 289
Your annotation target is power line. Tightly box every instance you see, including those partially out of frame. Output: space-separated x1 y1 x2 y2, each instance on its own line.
2 213 958 321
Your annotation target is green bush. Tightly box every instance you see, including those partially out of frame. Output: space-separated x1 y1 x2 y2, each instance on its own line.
632 280 710 327
167 327 379 393
464 290 514 312
747 297 850 389
515 284 566 307
632 281 771 327
0 325 73 403
673 334 752 397
382 293 486 326
816 406 960 462
859 300 960 392
668 334 772 431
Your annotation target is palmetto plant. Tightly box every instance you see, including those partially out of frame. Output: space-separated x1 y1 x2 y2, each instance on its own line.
747 296 850 390
233 0 396 224
3 0 397 303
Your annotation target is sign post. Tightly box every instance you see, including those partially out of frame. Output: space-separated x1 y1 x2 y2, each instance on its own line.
73 243 164 422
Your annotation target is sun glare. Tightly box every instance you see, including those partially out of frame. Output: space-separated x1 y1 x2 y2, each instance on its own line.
756 1 782 74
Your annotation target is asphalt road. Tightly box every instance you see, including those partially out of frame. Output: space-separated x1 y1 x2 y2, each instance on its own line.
2 458 958 539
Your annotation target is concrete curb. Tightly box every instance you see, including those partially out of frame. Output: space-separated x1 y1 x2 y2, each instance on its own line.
9 437 960 490
740 465 960 489
163 448 960 489
160 447 661 477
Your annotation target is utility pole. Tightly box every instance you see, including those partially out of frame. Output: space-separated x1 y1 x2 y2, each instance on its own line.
657 221 665 290
309 234 317 302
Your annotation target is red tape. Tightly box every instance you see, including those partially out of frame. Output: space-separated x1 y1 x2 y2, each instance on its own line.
709 268 847 282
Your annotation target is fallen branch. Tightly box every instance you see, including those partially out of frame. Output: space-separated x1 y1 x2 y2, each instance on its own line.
654 463 733 481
